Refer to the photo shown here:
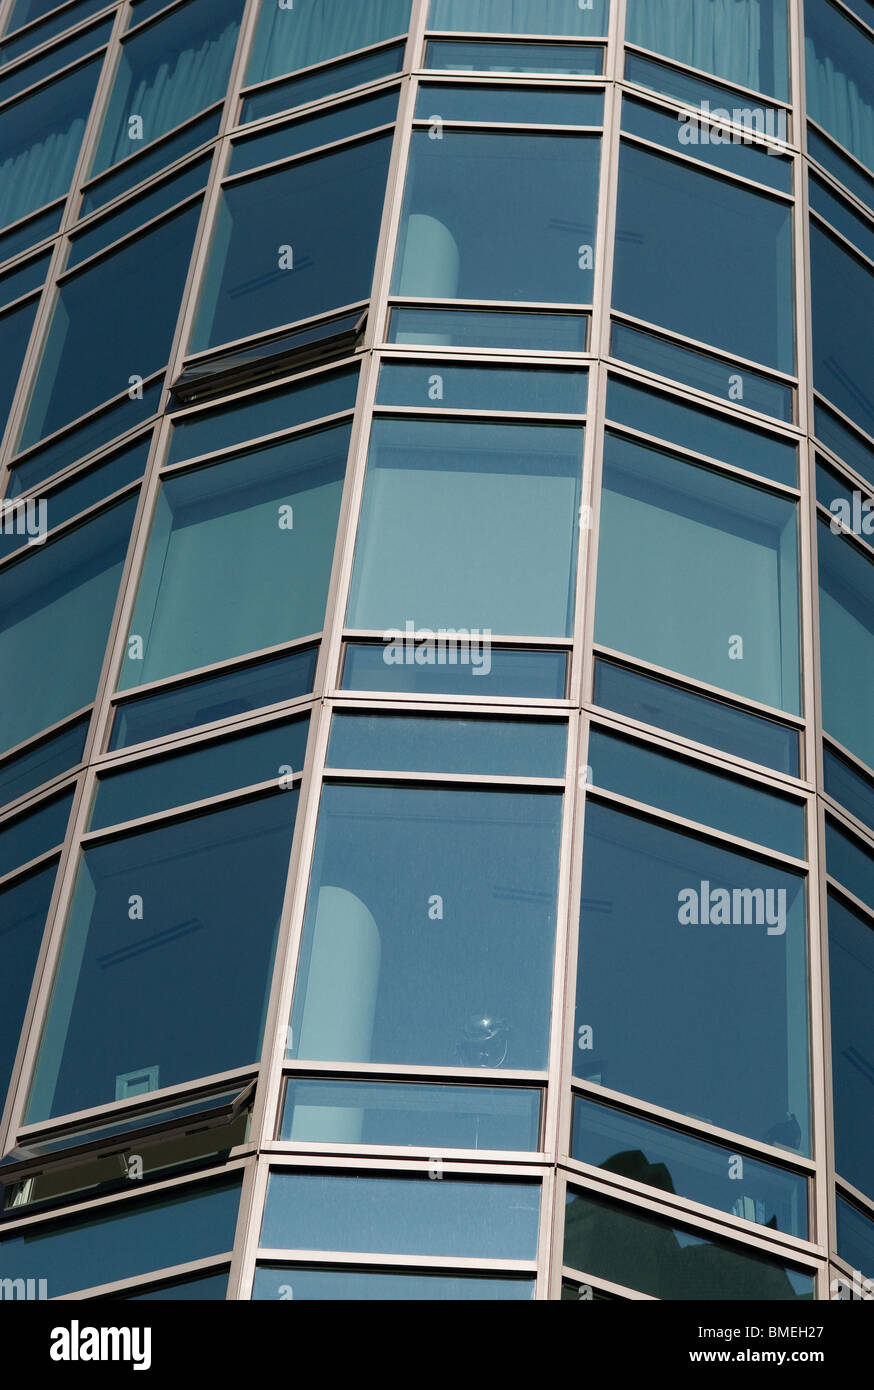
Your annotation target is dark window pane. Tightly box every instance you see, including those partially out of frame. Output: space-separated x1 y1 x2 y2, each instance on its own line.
342 641 568 699
242 45 406 127
0 498 136 757
123 1270 229 1300
814 400 874 493
261 1171 540 1260
281 1078 541 1150
807 125 874 214
0 251 50 310
596 433 800 712
588 728 804 856
389 307 588 351
191 135 392 352
811 224 874 442
824 746 874 836
247 0 412 86
818 518 874 770
328 712 565 777
120 425 348 689
79 109 222 217
575 802 809 1151
252 1265 533 1299
0 204 63 265
426 39 604 74
0 789 73 880
429 0 609 34
0 58 101 230
593 659 800 776
626 0 789 100
614 143 794 373
3 0 110 64
68 156 211 269
0 18 112 106
625 51 787 124
836 1196 874 1280
805 0 874 174
621 95 792 192
92 715 309 829
289 783 561 1070
415 82 604 124
816 457 874 543
826 816 874 914
0 717 89 810
0 299 37 429
20 205 200 450
564 1187 813 1299
27 794 298 1121
229 90 398 176
376 361 587 412
828 893 874 1200
111 647 318 750
0 1176 241 1298
809 172 874 264
0 863 56 1116
572 1096 808 1238
394 130 600 303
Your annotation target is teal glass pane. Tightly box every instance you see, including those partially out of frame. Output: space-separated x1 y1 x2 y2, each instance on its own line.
347 418 583 638
572 1096 808 1237
817 457 874 542
596 433 800 712
0 204 62 265
429 0 608 33
426 39 604 73
91 0 243 174
593 659 800 776
815 400 874 492
191 134 392 352
621 95 792 192
20 204 200 450
606 377 797 487
342 641 568 699
575 802 809 1150
415 82 604 125
625 51 788 122
27 794 298 1121
91 715 309 829
123 1270 229 1300
389 307 588 350
111 647 318 749
826 816 874 913
0 18 112 106
120 425 348 690
0 57 101 231
281 1078 541 1150
0 863 56 1116
377 362 587 412
809 173 874 264
564 1187 813 1299
0 1176 241 1298
328 712 566 777
0 789 73 880
166 366 357 466
824 746 874 836
289 784 561 1070
805 0 874 175
818 518 874 770
242 45 406 126
588 728 804 856
828 893 874 1200
0 498 136 757
2 0 110 64
0 252 50 311
79 109 222 217
0 299 37 428
614 143 794 374
247 0 412 86
68 156 211 268
626 0 789 101
394 130 600 303
811 224 874 443
807 125 874 214
0 717 88 810
229 90 398 176
261 1171 540 1259
611 322 794 423
836 1197 874 1280
253 1265 534 1299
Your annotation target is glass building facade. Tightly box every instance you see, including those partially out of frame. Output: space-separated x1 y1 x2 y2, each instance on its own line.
0 0 870 1303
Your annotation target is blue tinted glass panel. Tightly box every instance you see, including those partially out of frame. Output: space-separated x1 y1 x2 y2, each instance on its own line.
606 377 797 487
247 0 411 85
328 712 566 777
92 0 243 174
810 173 874 263
377 362 587 412
593 659 800 776
621 95 792 191
811 225 874 442
826 816 874 912
829 893 874 1199
596 433 801 712
611 322 794 424
425 40 603 73
824 746 874 836
805 0 874 174
261 1171 539 1259
836 1197 874 1280
626 0 788 101
2 0 110 64
0 790 73 880
27 795 297 1121
625 50 787 119
572 1096 807 1237
817 461 873 542
0 863 56 1114
229 90 398 176
92 715 309 829
111 647 317 749
281 1078 541 1150
0 252 50 310
807 125 874 213
342 641 568 698
614 143 794 373
394 130 600 304
121 426 348 689
79 109 222 217
429 0 608 33
818 518 874 770
564 1187 813 1299
242 45 406 126
347 419 583 638
20 204 200 450
0 1176 241 1298
0 58 100 231
124 1270 230 1300
253 1265 533 1299
0 718 88 811
0 299 37 427
289 783 561 1070
0 18 112 106
588 728 804 856
0 204 62 265
575 802 809 1151
415 82 603 124
191 135 392 352
0 499 136 757
8 383 162 498
68 156 211 268
389 307 588 350
815 401 874 491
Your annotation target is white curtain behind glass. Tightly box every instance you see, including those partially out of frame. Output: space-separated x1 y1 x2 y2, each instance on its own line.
805 42 874 174
429 0 606 34
0 117 85 229
248 0 411 85
628 0 764 94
